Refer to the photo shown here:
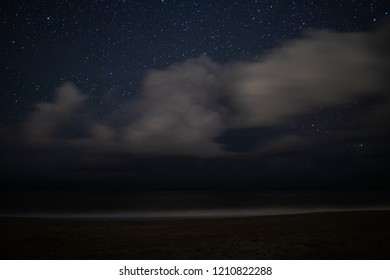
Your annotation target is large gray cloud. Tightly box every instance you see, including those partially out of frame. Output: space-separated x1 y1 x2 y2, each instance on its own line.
222 30 386 127
21 23 390 157
123 56 226 156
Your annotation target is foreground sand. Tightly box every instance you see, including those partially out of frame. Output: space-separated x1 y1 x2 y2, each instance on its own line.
1 210 389 259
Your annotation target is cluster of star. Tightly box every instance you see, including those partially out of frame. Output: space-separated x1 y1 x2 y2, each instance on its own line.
1 0 388 125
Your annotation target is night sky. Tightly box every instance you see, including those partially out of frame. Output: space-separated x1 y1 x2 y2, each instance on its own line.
1 1 390 193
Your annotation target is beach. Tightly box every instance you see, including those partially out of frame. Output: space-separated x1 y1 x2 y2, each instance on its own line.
1 210 389 259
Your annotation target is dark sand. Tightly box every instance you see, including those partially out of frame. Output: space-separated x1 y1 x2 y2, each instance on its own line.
1 210 390 259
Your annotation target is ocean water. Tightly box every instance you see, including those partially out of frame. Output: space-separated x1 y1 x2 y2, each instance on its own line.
1 190 390 219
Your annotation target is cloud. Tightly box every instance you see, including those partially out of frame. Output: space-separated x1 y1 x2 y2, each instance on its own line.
254 134 314 156
24 82 87 147
222 30 385 127
19 23 390 158
122 56 226 156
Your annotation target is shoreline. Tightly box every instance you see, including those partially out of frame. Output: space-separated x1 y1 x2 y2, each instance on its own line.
1 207 390 220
